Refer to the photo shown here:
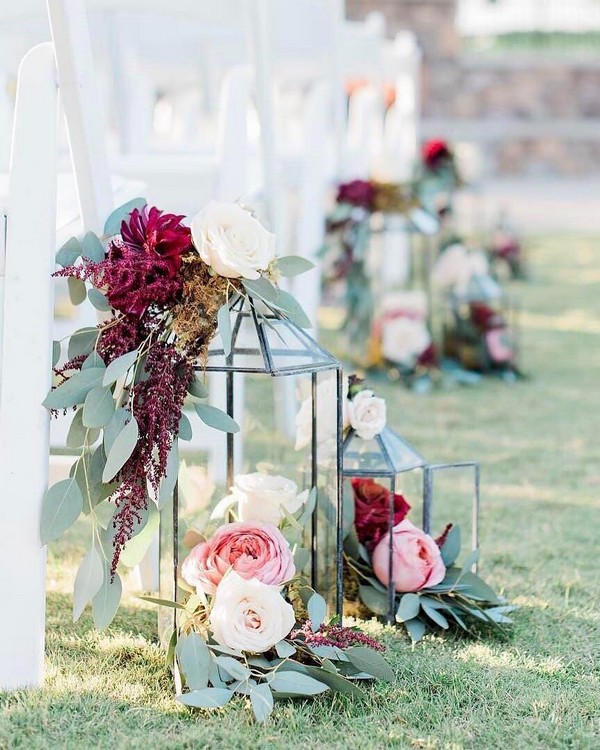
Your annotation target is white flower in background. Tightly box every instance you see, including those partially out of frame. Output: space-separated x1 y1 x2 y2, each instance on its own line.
382 316 431 367
432 244 492 297
190 201 276 280
231 472 307 526
209 572 295 653
178 462 214 515
348 390 386 440
295 374 350 452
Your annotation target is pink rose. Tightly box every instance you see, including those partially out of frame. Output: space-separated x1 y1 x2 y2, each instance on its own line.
371 520 445 592
181 521 295 595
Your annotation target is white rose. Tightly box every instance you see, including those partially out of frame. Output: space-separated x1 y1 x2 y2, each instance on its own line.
382 316 431 367
210 572 295 653
295 374 350 451
348 389 386 440
232 472 307 526
431 243 471 293
190 201 276 279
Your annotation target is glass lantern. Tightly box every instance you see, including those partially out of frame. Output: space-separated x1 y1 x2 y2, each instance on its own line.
159 294 344 640
342 426 480 624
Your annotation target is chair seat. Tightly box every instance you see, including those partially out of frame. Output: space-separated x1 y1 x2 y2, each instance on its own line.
0 171 145 245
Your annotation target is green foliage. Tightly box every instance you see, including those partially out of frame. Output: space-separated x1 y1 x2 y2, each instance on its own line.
276 255 315 277
194 403 240 433
103 198 146 236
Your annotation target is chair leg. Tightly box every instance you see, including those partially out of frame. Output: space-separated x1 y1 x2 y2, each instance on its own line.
0 43 58 690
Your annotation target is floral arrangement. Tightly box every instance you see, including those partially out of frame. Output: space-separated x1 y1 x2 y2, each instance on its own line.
41 198 317 627
344 479 516 642
415 138 462 216
319 180 435 370
372 291 437 389
157 470 393 723
489 224 526 280
432 244 520 377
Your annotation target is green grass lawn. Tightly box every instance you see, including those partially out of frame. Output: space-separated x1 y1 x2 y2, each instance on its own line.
1 234 599 749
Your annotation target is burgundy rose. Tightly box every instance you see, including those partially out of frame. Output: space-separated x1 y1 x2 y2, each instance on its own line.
336 180 376 210
352 477 411 549
120 205 191 276
417 342 438 368
470 302 505 333
422 138 452 171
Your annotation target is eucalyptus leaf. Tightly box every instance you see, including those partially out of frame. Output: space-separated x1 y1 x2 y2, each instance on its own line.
307 592 327 631
68 277 87 306
440 525 461 567
104 198 147 236
104 408 129 454
271 290 312 328
178 412 193 441
276 255 315 277
458 572 501 603
269 671 328 696
345 647 395 682
119 504 159 568
275 640 296 659
82 232 105 262
102 416 139 482
293 547 310 572
176 633 211 691
102 350 138 386
194 403 240 433
250 683 274 724
301 666 364 698
177 688 233 709
158 441 179 510
138 596 187 610
358 584 389 616
56 236 81 267
242 277 278 303
217 303 232 357
404 617 426 643
52 341 61 367
396 593 421 623
460 549 480 575
92 568 122 629
422 602 449 629
88 288 111 312
215 656 250 682
40 478 84 544
67 327 99 360
67 409 99 450
82 351 105 370
83 386 115 428
188 377 209 399
73 546 104 621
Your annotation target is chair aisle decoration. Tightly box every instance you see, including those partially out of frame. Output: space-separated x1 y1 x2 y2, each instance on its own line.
41 198 393 723
296 376 517 643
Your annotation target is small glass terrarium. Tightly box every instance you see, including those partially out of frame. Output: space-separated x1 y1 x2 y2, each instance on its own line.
342 421 480 626
159 295 344 641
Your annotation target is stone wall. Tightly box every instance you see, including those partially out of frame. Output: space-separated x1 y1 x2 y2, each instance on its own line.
346 0 600 175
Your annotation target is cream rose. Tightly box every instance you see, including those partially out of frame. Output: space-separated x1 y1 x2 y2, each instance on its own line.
295 374 350 451
348 390 386 440
209 572 296 653
381 316 431 367
231 472 307 526
190 201 276 279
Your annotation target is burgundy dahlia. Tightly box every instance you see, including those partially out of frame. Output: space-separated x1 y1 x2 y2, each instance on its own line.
422 138 452 171
352 477 411 549
120 205 191 276
417 342 438 369
470 302 504 333
336 180 376 210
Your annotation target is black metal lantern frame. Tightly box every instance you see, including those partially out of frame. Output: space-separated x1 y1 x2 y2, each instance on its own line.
160 294 345 636
342 426 480 625
441 288 522 375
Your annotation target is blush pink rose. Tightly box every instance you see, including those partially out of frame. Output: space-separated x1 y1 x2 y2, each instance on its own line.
181 521 295 595
371 519 446 592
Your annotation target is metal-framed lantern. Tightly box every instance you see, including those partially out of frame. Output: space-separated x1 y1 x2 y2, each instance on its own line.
441 287 521 378
342 425 480 625
159 294 345 638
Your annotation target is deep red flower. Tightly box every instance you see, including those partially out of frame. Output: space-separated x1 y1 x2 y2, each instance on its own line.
352 477 411 549
336 180 376 210
120 206 191 276
417 342 438 368
422 138 452 171
435 523 453 549
103 241 183 317
492 234 521 263
470 302 505 333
